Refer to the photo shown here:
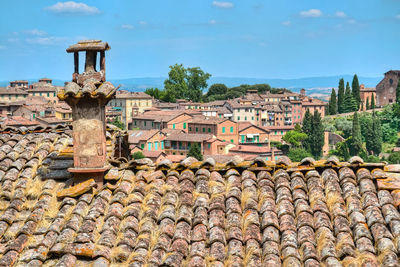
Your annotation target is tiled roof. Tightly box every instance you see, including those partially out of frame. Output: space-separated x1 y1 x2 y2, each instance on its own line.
0 124 400 266
165 133 213 142
0 88 28 95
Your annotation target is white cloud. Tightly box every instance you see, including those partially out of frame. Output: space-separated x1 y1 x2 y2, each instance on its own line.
26 36 67 45
139 21 147 25
282 20 291 26
335 11 347 18
396 14 400 19
209 19 217 25
212 1 234 9
121 24 134 30
25 29 47 36
300 9 323 18
46 1 100 15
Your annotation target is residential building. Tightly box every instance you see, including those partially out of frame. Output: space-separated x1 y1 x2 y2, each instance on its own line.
359 84 376 111
108 90 153 126
187 116 238 144
0 87 28 102
9 80 28 89
27 80 59 104
226 101 257 124
128 129 166 151
301 97 326 117
163 133 214 156
376 70 399 107
130 111 193 131
54 102 73 120
238 122 270 146
267 125 294 143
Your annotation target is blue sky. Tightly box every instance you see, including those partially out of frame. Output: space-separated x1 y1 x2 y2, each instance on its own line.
0 0 399 81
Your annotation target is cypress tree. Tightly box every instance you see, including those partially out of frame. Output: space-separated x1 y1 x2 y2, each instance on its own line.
350 112 363 156
371 93 375 109
328 88 337 115
344 82 357 112
302 109 313 152
396 80 400 105
366 97 369 111
352 74 361 108
371 112 382 155
337 78 345 113
310 110 324 158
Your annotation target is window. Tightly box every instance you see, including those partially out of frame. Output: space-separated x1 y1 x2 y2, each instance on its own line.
230 126 233 133
251 116 254 120
155 142 159 151
244 117 247 121
152 122 154 127
203 128 206 133
241 135 245 142
208 144 211 149
230 139 234 143
140 144 144 149
189 127 192 131
47 93 50 97
275 131 277 135
196 127 199 132
237 116 240 120
134 121 137 126
222 127 225 133
281 131 283 135
144 121 147 126
183 123 186 129
208 128 211 133
161 141 164 149
148 142 152 150
173 124 176 129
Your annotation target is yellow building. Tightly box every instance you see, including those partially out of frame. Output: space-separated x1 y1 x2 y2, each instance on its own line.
27 80 60 104
55 103 72 120
0 87 28 102
108 91 153 126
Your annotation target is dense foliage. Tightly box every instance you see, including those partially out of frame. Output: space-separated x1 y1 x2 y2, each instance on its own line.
187 143 203 161
132 151 145 159
145 64 211 102
110 117 125 130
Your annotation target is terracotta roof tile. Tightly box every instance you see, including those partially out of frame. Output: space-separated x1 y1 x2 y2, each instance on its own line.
0 125 399 266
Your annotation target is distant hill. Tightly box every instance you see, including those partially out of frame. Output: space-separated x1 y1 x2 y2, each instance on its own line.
0 75 382 95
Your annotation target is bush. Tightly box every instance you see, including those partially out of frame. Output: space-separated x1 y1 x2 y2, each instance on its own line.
388 152 400 164
132 151 145 159
287 148 313 162
187 143 203 161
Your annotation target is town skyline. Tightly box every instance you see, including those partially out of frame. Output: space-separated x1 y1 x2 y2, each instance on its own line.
1 0 399 81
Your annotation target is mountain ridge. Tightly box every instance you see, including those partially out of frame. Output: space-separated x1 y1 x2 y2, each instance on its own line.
0 75 382 95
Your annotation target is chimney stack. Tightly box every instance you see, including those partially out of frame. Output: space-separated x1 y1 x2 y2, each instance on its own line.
58 40 117 187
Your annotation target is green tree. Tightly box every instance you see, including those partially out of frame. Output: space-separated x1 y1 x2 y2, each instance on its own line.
187 143 203 161
350 112 362 156
144 88 161 100
186 67 211 102
365 97 369 111
302 109 313 151
207 83 228 97
287 148 313 162
132 151 145 159
328 88 337 115
332 140 350 161
309 110 324 158
352 74 361 108
334 117 353 138
110 117 125 130
370 93 375 109
282 130 308 148
366 112 382 155
163 64 188 102
344 82 358 112
337 78 345 113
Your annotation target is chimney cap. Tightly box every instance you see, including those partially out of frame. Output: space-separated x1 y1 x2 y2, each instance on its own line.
66 40 110 53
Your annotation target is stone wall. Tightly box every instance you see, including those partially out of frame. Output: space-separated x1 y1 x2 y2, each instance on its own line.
376 71 400 107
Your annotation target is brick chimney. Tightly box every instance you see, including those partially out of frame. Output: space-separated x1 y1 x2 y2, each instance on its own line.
58 40 117 186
